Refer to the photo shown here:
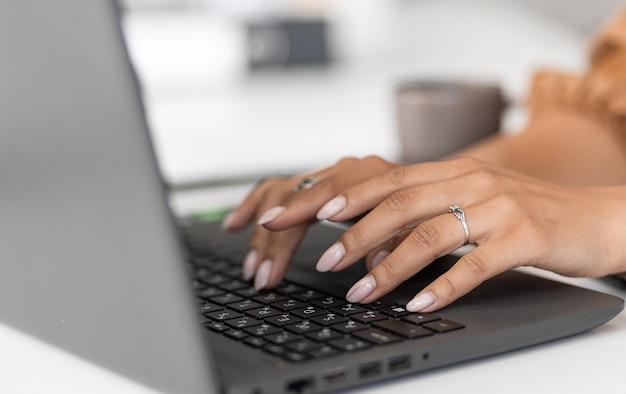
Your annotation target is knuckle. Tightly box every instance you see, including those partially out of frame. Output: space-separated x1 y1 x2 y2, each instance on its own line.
435 275 461 301
459 252 490 278
381 166 410 187
451 155 481 170
469 168 500 190
374 257 402 284
335 156 358 167
341 223 366 251
409 221 444 250
383 190 414 212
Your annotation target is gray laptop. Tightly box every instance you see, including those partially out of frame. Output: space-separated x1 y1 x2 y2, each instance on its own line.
0 1 622 394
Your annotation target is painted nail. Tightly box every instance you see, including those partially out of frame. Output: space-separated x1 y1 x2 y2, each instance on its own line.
242 250 259 281
257 206 286 225
370 250 390 270
221 212 236 231
254 259 272 291
316 196 347 220
406 292 436 312
346 275 376 303
316 242 346 272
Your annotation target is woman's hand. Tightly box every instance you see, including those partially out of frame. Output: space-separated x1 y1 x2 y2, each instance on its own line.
221 156 397 290
224 155 626 312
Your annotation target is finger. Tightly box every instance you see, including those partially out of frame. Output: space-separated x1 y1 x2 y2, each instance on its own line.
248 224 311 290
316 171 498 273
222 177 287 231
343 196 513 305
405 237 523 312
260 156 394 230
323 157 483 222
365 230 410 271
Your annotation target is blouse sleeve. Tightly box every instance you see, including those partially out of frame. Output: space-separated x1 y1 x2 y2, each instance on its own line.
526 7 626 140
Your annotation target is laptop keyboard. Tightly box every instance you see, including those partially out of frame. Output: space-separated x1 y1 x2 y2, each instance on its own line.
191 253 465 363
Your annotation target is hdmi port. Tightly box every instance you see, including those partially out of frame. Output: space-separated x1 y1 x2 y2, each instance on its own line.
322 367 348 385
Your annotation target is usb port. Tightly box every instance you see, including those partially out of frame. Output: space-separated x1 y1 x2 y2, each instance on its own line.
358 362 382 379
322 367 348 385
388 355 411 372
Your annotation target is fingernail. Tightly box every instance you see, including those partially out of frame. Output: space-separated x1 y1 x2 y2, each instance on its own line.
257 206 286 225
370 250 389 270
316 242 345 272
254 259 272 290
221 212 236 231
316 196 347 220
242 250 259 281
346 275 376 303
406 292 436 312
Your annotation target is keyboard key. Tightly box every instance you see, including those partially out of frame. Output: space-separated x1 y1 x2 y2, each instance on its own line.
284 320 322 335
271 299 307 311
209 293 244 306
310 312 348 327
262 344 286 356
379 306 410 318
310 296 346 309
199 302 224 314
276 283 306 295
219 279 250 292
351 310 388 324
307 345 340 358
401 313 441 326
243 337 268 348
225 316 264 330
291 289 325 302
373 320 434 339
205 321 229 333
305 328 343 342
206 310 242 322
352 328 403 345
196 287 225 299
201 273 232 286
263 313 300 327
291 306 327 319
246 306 283 319
331 320 369 334
224 330 249 340
423 319 465 333
282 351 310 363
226 299 263 313
286 338 322 353
328 337 371 352
330 303 369 316
264 331 301 345
244 324 282 337
252 292 287 304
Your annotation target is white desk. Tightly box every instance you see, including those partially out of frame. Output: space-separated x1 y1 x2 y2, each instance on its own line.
3 1 623 393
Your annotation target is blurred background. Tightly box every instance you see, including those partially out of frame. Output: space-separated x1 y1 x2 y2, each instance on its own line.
117 0 622 211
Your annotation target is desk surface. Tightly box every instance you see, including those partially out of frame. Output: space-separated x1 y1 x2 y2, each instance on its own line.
3 1 622 393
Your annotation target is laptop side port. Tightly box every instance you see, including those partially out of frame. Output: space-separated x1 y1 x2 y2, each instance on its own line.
286 377 314 394
321 366 348 385
388 354 411 372
358 362 382 379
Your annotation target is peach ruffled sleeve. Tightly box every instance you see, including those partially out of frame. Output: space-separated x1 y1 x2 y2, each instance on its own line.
526 8 626 142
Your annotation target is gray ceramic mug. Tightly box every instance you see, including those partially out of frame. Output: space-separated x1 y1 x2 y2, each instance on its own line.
395 80 506 163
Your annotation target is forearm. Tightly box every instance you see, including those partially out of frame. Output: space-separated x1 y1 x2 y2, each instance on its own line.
452 110 626 186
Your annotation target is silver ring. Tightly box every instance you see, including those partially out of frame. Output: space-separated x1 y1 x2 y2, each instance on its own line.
449 205 469 245
294 177 320 192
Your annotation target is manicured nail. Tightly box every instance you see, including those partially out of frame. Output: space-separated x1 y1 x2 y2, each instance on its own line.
242 250 259 281
370 250 389 270
221 212 236 231
346 275 376 303
257 206 286 225
316 196 347 220
316 242 345 272
406 292 436 312
254 259 272 290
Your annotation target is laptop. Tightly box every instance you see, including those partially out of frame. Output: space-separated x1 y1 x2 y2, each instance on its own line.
0 1 622 394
